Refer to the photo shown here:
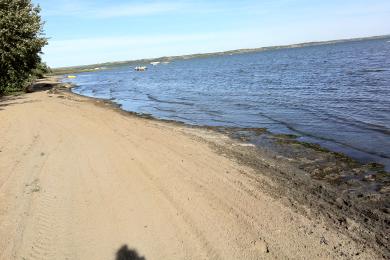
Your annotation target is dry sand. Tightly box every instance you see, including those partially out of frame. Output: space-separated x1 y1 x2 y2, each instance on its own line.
0 80 382 259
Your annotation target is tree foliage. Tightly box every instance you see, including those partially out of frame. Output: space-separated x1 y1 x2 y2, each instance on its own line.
0 0 47 95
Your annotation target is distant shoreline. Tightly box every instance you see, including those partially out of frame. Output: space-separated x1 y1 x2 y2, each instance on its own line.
51 34 390 75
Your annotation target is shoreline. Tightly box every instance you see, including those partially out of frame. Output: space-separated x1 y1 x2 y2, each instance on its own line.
64 78 389 257
67 77 389 174
68 74 390 172
0 77 388 259
54 78 390 256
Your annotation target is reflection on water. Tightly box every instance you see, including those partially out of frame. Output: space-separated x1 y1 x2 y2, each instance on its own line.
70 38 390 169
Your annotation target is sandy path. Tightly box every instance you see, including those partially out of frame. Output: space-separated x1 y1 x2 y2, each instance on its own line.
0 90 378 259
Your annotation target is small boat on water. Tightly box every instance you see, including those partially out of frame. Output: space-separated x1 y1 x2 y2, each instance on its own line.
67 75 77 78
135 66 147 71
150 62 160 66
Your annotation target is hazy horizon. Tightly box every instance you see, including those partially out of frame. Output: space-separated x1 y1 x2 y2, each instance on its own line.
53 34 389 69
34 0 390 68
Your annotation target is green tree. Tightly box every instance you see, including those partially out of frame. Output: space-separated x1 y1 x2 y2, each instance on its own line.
0 0 47 95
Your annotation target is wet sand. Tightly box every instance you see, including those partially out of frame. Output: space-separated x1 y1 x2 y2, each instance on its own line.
0 78 387 259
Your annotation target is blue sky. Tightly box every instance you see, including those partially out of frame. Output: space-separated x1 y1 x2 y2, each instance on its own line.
33 0 390 67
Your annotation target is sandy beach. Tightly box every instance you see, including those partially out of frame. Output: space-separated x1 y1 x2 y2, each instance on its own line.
0 79 386 259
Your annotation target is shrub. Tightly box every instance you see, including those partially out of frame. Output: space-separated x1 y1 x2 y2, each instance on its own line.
0 0 47 95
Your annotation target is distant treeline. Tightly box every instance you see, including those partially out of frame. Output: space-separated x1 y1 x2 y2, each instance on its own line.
0 0 49 96
51 34 390 75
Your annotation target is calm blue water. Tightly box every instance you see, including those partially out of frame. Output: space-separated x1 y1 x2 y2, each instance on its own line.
69 38 390 169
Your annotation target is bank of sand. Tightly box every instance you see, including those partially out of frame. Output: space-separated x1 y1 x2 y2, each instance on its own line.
0 79 383 259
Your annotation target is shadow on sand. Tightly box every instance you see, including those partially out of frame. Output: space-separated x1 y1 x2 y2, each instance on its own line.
0 96 34 111
0 80 58 110
116 245 146 260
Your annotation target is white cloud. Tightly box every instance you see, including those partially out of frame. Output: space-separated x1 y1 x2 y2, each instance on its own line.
92 2 183 18
46 33 217 51
42 32 223 67
41 1 185 18
38 0 260 19
39 0 90 16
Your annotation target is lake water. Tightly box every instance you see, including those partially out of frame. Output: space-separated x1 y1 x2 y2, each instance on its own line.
69 38 390 169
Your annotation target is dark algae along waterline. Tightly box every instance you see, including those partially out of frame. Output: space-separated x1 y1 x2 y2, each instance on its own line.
70 38 390 170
